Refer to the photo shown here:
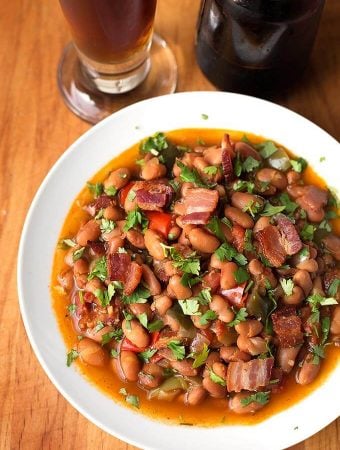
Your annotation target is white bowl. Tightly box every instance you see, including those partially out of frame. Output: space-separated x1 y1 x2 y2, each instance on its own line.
17 92 340 450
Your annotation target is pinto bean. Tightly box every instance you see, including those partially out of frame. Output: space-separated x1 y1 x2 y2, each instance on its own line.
57 269 74 291
144 229 166 261
85 277 104 294
235 141 261 161
126 229 145 249
330 306 340 336
256 168 287 190
248 259 264 276
191 310 210 330
188 228 220 253
237 335 267 356
277 346 301 373
283 285 304 306
229 392 267 414
73 258 89 289
293 270 313 296
77 338 108 367
86 325 113 343
210 295 235 323
296 353 320 385
220 346 251 362
220 261 238 290
235 320 263 337
202 363 227 399
119 351 142 382
170 359 198 377
203 146 223 165
224 206 254 229
108 236 125 254
168 225 181 241
287 170 301 185
253 216 271 233
141 264 161 296
141 157 167 180
231 192 264 211
210 253 223 270
103 205 124 221
129 302 152 320
296 259 318 273
122 319 150 348
138 363 164 389
76 219 101 247
168 274 192 299
152 294 173 316
104 167 131 190
181 182 195 198
193 156 209 172
184 385 207 406
64 247 77 267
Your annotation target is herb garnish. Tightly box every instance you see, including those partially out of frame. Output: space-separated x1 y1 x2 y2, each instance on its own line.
123 208 149 232
240 391 270 407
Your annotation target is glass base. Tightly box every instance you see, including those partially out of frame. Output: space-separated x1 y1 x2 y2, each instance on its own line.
57 34 177 124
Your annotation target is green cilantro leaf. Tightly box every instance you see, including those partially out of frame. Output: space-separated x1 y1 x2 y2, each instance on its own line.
280 278 294 296
201 113 209 120
87 182 103 198
257 141 278 159
104 185 117 196
101 328 123 345
278 193 298 215
66 349 79 367
242 199 263 218
328 278 340 297
244 229 254 252
167 340 185 360
72 247 85 262
161 244 201 275
58 238 77 249
138 312 148 329
233 267 250 284
199 310 217 325
227 307 248 327
191 343 210 369
100 218 116 234
300 224 316 241
233 180 255 193
121 286 151 304
67 304 76 315
209 368 226 386
147 319 164 333
178 299 201 316
87 256 107 282
203 165 219 175
206 217 226 243
290 158 308 173
242 156 261 173
261 202 286 217
180 273 201 288
141 132 168 155
240 391 270 407
138 348 157 363
123 208 149 232
119 388 140 408
214 242 248 266
110 349 119 358
176 160 210 188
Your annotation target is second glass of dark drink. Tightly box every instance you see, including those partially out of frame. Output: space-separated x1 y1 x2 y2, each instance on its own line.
196 0 325 97
58 0 177 123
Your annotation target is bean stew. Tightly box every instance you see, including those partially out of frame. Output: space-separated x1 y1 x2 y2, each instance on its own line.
52 129 339 425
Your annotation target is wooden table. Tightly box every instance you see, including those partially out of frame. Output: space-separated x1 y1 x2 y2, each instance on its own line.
1 1 339 449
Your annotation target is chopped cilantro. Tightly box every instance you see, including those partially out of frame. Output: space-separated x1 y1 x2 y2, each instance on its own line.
257 141 278 159
300 223 316 241
227 307 248 327
328 278 340 297
240 391 270 407
190 343 210 369
203 165 219 175
66 349 79 367
100 218 116 234
178 299 200 316
138 312 148 329
119 388 140 408
261 203 286 217
59 238 76 249
93 321 105 332
176 160 210 188
121 286 151 304
201 113 209 120
233 180 255 193
141 132 168 155
233 267 250 284
104 185 117 196
242 156 261 173
87 256 107 282
214 242 248 266
290 158 308 173
138 348 157 363
94 286 114 307
123 208 149 232
209 368 226 386
319 156 326 162
167 340 185 360
87 182 103 198
101 328 123 345
110 349 119 358
242 199 263 218
72 247 85 262
279 193 298 215
161 244 201 275
244 229 254 252
180 273 201 288
280 278 294 296
199 310 217 325
67 304 76 315
147 319 164 332
207 217 226 242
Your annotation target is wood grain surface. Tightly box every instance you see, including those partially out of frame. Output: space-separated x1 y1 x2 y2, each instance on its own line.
0 0 339 449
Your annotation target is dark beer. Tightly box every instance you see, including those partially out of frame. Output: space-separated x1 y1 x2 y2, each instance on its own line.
196 0 325 96
59 0 157 64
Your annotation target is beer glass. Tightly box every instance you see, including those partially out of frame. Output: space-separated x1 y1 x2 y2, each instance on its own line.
58 0 177 123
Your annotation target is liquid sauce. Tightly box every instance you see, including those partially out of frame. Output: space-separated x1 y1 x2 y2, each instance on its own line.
51 129 339 426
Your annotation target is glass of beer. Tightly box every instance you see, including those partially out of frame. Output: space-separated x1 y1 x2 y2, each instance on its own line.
58 0 177 123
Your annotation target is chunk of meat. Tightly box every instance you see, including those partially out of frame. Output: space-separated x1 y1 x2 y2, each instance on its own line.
220 282 247 308
136 184 173 211
226 358 274 392
181 212 212 225
84 194 115 216
275 214 302 255
322 234 340 261
271 307 304 348
255 225 287 267
231 224 246 253
107 253 131 282
287 185 328 222
181 188 219 215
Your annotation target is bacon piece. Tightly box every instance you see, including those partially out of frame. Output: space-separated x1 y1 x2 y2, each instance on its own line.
287 185 328 222
226 358 274 392
181 212 212 225
272 306 304 348
255 225 286 267
275 214 302 255
136 184 173 211
84 194 115 216
221 133 235 155
124 262 143 295
220 282 248 308
231 224 245 253
107 253 131 282
222 150 234 184
87 240 106 256
181 188 219 216
202 271 221 293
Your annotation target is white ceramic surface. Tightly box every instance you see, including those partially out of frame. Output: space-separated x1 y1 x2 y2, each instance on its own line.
17 92 340 450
